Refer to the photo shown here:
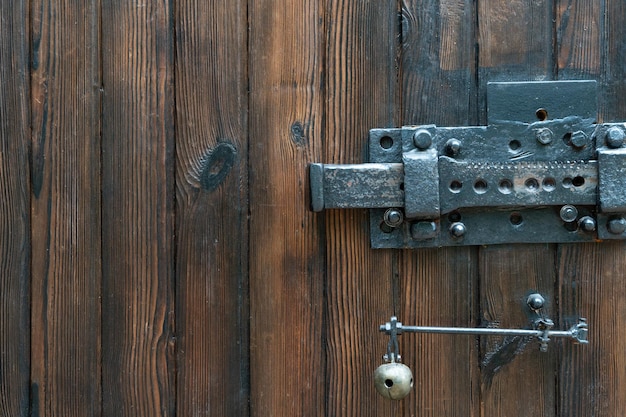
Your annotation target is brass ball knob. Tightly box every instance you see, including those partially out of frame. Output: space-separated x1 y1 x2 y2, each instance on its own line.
373 362 414 400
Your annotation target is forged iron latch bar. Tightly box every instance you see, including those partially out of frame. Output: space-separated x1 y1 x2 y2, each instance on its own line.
309 80 626 248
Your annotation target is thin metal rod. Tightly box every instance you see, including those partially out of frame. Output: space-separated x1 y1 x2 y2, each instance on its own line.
391 326 574 338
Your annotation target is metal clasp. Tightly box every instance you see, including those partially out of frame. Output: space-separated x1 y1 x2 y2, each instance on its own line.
310 80 626 248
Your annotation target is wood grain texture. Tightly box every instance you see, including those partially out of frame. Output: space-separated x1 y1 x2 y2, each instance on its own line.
558 243 626 416
478 0 553 123
0 1 30 415
557 1 626 415
479 246 556 417
324 2 399 415
476 2 557 416
30 1 102 416
248 1 326 416
101 1 175 416
400 249 478 417
174 0 249 415
400 2 479 416
402 0 478 126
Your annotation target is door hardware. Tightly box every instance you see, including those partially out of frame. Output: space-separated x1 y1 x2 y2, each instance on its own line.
374 293 588 400
310 80 626 248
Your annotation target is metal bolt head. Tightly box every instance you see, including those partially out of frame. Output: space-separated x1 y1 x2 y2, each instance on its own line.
579 216 596 232
411 221 437 240
527 293 545 311
413 129 432 150
605 126 625 148
535 128 553 145
607 217 626 235
559 205 579 223
570 130 589 149
445 139 462 157
449 222 466 239
374 362 414 400
383 208 404 228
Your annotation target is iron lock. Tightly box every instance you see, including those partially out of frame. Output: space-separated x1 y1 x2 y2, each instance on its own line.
310 80 626 248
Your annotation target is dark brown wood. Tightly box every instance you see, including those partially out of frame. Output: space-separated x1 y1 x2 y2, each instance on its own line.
174 0 249 415
476 2 557 416
479 246 556 417
0 1 30 416
324 1 399 416
30 1 102 416
100 1 175 416
248 2 326 416
557 1 626 415
400 2 479 416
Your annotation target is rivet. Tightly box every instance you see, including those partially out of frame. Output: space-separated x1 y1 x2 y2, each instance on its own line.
607 217 626 235
605 126 625 148
449 222 466 239
559 205 578 223
413 129 432 150
411 221 437 240
579 216 596 232
384 208 404 228
535 128 553 145
527 293 545 311
570 130 589 149
445 139 462 157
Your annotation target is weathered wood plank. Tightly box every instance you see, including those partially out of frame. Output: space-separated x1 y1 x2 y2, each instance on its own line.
479 246 556 417
557 1 626 415
478 0 554 123
30 1 101 416
101 1 175 416
324 1 399 415
399 2 479 416
174 0 248 415
0 1 30 415
477 2 557 416
248 1 326 416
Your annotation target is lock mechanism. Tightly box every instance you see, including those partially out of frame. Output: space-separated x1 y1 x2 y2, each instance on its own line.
310 80 626 248
374 293 588 400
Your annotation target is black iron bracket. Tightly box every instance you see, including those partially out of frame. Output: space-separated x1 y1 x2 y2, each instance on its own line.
310 80 626 248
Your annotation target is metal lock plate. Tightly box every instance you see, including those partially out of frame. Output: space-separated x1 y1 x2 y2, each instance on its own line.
310 80 626 248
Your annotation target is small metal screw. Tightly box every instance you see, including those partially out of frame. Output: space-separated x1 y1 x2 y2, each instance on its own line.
607 217 626 235
413 129 432 150
570 130 589 149
445 139 462 157
605 126 625 148
535 128 553 145
579 216 596 232
527 293 545 311
411 221 438 240
559 205 578 223
449 222 466 239
384 208 404 228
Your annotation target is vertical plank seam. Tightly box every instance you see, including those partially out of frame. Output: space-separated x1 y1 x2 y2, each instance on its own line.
241 0 251 413
97 0 105 415
168 0 178 415
25 0 33 415
320 1 329 416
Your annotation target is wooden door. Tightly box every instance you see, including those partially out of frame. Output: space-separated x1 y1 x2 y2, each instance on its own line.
1 1 625 416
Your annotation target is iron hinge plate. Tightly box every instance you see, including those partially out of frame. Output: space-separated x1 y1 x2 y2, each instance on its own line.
310 80 626 248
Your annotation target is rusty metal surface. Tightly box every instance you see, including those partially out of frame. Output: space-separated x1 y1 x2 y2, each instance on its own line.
309 80 626 248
